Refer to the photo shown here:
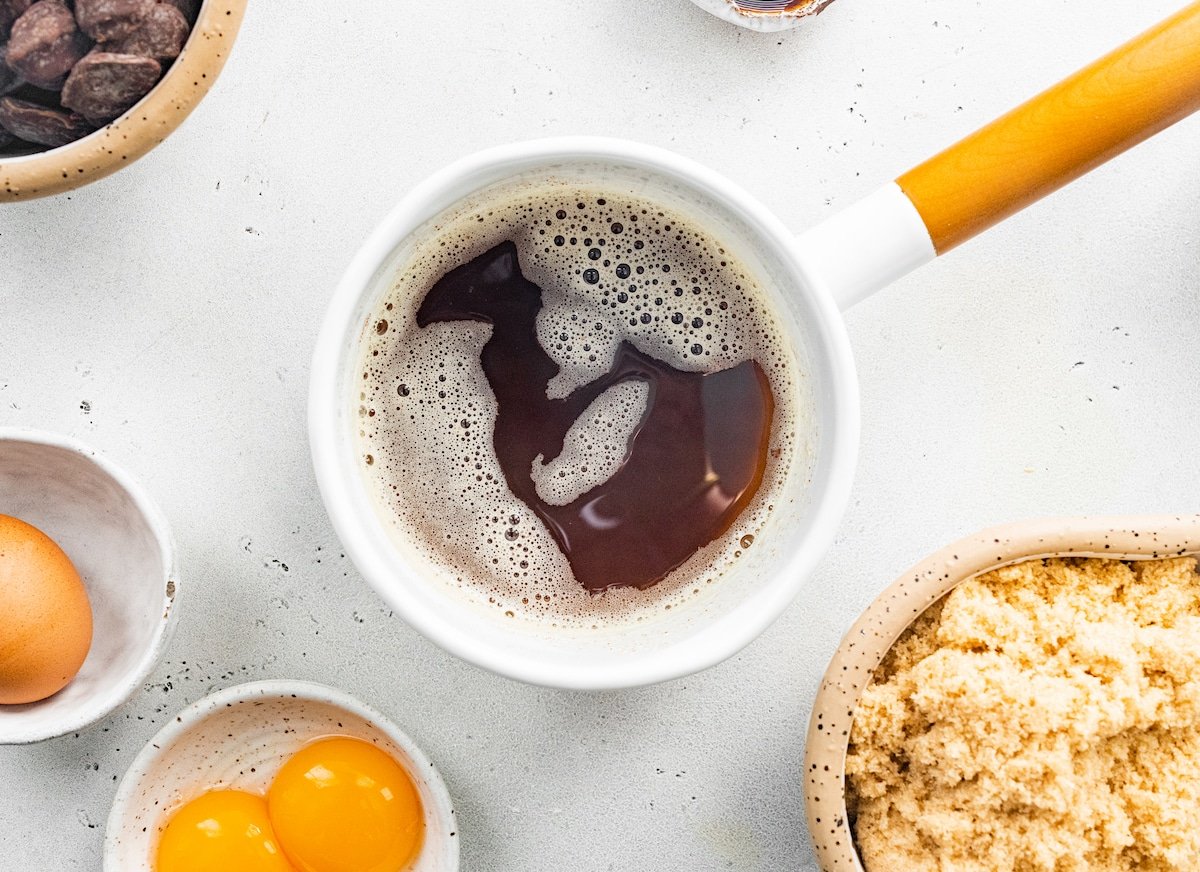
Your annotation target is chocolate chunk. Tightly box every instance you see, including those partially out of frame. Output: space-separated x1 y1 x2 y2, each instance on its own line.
61 49 157 122
0 44 24 93
160 0 197 25
10 80 63 103
6 0 89 90
104 2 185 63
74 0 153 41
0 0 33 39
0 94 92 145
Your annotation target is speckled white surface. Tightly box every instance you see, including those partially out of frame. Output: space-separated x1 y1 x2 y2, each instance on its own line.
1 1 1198 869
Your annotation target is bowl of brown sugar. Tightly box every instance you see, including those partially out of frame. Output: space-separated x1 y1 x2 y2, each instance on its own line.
0 0 245 201
805 515 1200 872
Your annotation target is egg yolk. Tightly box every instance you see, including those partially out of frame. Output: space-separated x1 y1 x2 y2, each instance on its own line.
267 737 424 872
157 790 297 872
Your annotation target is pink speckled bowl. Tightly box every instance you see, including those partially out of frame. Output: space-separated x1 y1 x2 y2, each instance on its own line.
803 514 1200 871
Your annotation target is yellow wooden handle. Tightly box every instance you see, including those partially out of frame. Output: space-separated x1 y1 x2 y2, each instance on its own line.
898 3 1200 254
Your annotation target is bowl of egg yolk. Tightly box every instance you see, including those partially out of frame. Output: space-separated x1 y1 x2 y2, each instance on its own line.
0 428 178 744
105 679 459 872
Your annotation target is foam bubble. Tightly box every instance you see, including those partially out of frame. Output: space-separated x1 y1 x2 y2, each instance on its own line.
532 380 648 507
356 183 801 628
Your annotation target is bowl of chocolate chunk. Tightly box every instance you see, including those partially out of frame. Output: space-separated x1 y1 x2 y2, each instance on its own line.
805 515 1200 872
0 0 245 200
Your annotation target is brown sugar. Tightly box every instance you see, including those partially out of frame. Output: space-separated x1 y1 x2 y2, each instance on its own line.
846 557 1200 871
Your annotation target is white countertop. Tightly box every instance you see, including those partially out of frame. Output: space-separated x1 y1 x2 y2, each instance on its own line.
2 0 1198 868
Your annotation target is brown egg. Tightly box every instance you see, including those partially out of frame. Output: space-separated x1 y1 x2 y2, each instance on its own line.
0 514 94 705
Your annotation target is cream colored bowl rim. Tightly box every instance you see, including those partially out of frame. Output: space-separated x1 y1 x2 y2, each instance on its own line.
803 514 1200 872
0 0 247 202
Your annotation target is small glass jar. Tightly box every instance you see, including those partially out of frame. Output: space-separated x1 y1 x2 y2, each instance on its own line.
688 0 835 32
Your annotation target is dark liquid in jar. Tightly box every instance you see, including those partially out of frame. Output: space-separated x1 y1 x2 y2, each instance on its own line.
732 0 818 12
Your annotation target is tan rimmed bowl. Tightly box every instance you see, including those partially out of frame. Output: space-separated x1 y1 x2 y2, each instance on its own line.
803 514 1200 871
0 0 246 202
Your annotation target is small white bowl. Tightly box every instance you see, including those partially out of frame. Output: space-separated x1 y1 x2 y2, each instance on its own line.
104 680 460 872
688 0 836 32
0 428 178 744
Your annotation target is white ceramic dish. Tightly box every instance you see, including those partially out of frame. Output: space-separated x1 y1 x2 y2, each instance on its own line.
0 428 177 744
310 137 859 691
104 679 459 872
687 0 834 32
803 514 1200 871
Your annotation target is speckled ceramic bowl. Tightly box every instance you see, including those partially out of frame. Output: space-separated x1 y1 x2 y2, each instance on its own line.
688 0 837 32
0 0 246 202
104 679 459 872
0 428 178 744
803 514 1200 871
